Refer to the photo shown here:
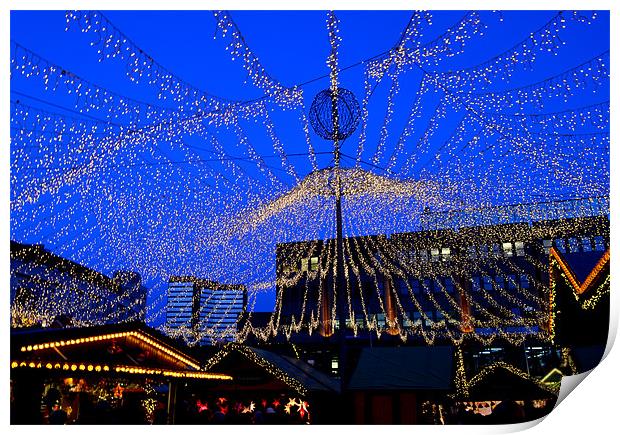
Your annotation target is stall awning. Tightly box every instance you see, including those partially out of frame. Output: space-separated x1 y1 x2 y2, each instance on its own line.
10 322 231 381
204 343 340 395
466 362 557 400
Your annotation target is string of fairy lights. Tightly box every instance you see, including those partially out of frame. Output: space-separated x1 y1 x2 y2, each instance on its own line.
10 10 609 346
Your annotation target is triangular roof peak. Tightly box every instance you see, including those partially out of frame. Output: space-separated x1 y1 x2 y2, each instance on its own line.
550 247 609 295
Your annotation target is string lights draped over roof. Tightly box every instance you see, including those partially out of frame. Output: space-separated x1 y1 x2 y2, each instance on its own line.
9 10 609 345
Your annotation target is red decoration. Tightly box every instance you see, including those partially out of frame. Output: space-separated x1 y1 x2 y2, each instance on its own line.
196 400 209 413
113 383 124 398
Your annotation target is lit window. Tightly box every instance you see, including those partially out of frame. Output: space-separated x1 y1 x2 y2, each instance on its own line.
310 257 319 271
515 241 525 256
331 357 339 372
431 248 440 262
502 242 513 257
301 258 309 272
441 247 451 261
377 313 386 327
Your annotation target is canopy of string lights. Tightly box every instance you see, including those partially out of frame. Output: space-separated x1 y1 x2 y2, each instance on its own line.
10 10 609 345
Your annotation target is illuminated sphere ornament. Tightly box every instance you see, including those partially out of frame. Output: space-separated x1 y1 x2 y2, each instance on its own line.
309 88 361 141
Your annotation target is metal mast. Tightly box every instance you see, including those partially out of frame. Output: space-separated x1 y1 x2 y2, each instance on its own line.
327 11 348 389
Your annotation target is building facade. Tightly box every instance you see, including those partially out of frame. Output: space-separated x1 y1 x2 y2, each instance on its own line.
166 277 247 346
276 215 608 340
268 204 609 379
10 241 147 327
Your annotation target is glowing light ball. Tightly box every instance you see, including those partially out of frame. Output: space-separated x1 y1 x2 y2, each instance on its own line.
309 88 361 141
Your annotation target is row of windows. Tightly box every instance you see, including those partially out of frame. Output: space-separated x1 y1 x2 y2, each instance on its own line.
328 311 456 329
467 241 526 259
471 274 530 292
284 235 608 276
165 320 194 325
166 306 196 312
168 285 195 291
300 257 320 272
391 274 533 295
400 247 452 263
199 311 243 319
167 291 196 297
166 305 197 311
201 291 244 298
205 321 240 328
203 296 243 304
201 297 243 304
543 236 606 254
395 277 456 295
202 304 244 310
403 311 451 326
167 296 196 301
202 300 243 310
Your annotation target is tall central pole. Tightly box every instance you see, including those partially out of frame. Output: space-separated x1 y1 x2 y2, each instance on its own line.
327 10 348 391
333 82 348 392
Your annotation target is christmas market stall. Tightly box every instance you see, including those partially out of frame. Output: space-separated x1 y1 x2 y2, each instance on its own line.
447 361 558 424
10 322 232 424
200 343 341 424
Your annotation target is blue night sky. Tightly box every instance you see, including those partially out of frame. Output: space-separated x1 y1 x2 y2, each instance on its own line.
10 10 610 324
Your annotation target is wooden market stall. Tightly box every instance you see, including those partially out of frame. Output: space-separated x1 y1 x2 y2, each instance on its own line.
10 322 232 424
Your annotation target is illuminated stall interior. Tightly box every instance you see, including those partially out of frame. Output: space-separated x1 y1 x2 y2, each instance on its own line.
10 322 232 424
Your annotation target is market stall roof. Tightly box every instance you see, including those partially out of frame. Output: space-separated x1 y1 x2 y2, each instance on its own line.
347 346 454 390
550 248 610 296
11 322 231 381
204 343 340 395
466 362 557 400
